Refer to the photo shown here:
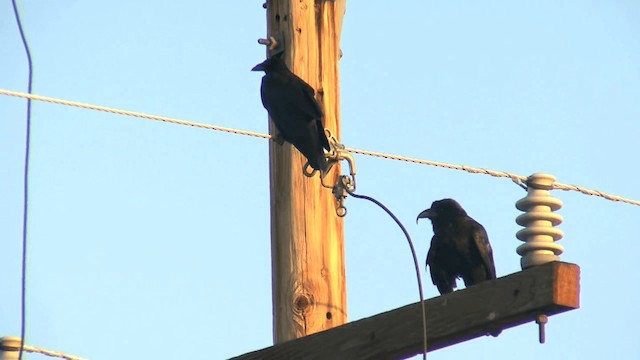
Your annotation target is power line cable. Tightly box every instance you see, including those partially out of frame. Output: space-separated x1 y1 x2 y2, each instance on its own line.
1 338 86 360
345 187 428 359
22 344 87 360
0 89 271 139
9 2 33 360
1 88 638 207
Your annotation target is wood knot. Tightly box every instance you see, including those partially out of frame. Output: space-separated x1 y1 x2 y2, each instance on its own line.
294 294 313 315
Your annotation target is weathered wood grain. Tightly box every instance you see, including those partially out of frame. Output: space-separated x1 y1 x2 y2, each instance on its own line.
265 0 347 344
231 262 580 360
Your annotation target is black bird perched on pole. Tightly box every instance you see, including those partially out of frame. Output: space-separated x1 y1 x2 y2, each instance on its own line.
417 198 497 295
252 52 330 175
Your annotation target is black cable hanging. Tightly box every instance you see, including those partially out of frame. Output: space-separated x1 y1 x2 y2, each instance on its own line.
11 1 34 359
344 183 428 359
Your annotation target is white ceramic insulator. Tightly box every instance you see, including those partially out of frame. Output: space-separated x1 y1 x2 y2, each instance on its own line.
0 337 20 360
515 173 565 269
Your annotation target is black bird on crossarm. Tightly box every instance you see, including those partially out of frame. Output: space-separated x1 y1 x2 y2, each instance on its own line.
417 198 497 295
252 51 330 175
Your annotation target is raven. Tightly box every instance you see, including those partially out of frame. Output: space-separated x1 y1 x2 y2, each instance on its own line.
417 198 497 295
252 52 330 175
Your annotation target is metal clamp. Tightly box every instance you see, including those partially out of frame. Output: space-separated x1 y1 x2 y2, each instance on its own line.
315 129 357 217
330 136 356 217
332 176 350 217
297 129 357 217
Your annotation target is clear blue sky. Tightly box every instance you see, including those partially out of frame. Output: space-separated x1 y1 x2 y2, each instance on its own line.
2 1 639 359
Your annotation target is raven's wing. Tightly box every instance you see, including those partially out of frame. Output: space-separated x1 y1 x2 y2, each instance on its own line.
260 72 329 171
287 73 330 151
261 73 322 139
426 245 435 281
296 75 323 119
471 225 497 280
427 237 455 294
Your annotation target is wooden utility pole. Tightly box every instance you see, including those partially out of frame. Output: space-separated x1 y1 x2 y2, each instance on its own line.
264 0 348 343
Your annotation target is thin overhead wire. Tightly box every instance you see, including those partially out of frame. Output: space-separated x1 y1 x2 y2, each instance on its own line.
9 2 33 360
345 147 529 183
0 89 271 140
7 342 87 360
1 88 639 207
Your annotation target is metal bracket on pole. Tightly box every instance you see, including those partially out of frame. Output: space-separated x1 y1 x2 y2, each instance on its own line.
315 129 357 217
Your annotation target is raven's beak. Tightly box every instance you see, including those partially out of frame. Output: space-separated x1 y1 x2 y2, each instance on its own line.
251 60 267 71
416 208 435 223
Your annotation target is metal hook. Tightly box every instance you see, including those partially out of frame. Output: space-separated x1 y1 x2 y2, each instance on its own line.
336 206 347 217
318 129 358 216
275 128 358 217
303 162 317 178
332 178 349 217
324 129 357 180
331 175 355 217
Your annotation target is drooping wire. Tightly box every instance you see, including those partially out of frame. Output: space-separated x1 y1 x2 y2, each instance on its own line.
0 89 272 140
345 187 428 359
11 1 34 360
12 343 87 360
1 89 638 207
